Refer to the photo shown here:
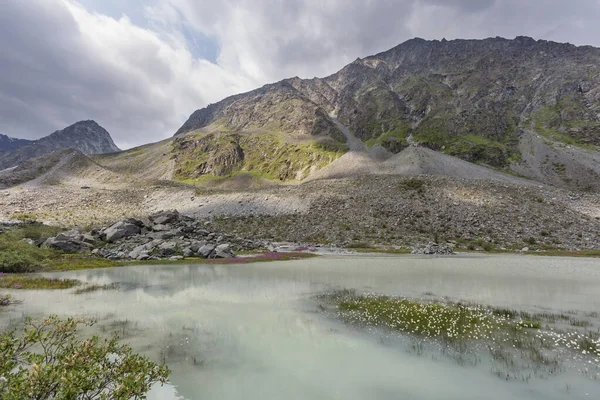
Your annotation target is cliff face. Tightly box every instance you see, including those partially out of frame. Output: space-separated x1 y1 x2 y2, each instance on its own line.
0 120 120 170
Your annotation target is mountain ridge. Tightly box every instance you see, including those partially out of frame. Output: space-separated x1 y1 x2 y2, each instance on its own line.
0 134 32 153
174 35 600 190
0 120 120 170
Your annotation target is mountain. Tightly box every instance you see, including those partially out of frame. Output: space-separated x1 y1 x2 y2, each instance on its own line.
0 120 120 170
175 36 600 190
0 134 32 153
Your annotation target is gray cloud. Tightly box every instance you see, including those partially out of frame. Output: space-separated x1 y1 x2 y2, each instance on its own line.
0 0 255 148
1 0 600 148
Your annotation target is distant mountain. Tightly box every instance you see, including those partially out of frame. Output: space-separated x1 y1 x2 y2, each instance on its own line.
0 134 32 153
175 36 600 190
0 121 120 170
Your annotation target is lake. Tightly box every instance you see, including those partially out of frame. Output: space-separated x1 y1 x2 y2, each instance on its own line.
1 254 599 399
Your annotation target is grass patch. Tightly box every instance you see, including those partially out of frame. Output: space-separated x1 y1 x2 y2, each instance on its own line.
320 290 600 380
172 132 346 184
0 274 80 290
74 283 120 295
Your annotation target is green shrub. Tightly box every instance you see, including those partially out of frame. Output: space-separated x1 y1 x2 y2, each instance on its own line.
0 316 170 399
524 237 537 246
0 251 40 273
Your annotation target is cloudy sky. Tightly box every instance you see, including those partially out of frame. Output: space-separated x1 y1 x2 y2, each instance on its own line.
2 0 600 149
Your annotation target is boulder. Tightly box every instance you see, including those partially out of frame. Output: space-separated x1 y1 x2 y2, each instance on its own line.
158 241 178 256
190 240 207 253
150 210 180 226
104 221 141 243
124 218 145 227
81 234 97 244
214 243 235 259
182 247 193 258
152 224 171 232
45 237 93 254
129 244 150 259
198 243 216 258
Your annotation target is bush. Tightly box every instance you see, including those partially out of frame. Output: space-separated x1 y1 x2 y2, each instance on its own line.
0 316 170 399
524 237 537 246
0 251 40 273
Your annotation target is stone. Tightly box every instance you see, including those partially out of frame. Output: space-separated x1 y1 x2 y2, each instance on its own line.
81 234 97 244
214 243 235 259
152 224 171 232
45 237 93 254
21 238 35 245
198 243 216 258
169 256 184 261
124 218 145 227
129 244 150 259
158 241 177 256
182 247 193 258
150 210 180 225
104 221 141 243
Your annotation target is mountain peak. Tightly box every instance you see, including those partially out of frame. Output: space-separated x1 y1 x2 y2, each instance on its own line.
0 121 120 170
0 134 32 153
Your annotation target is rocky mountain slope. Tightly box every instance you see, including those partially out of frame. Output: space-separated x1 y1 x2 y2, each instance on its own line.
0 120 120 170
176 36 600 190
0 134 32 153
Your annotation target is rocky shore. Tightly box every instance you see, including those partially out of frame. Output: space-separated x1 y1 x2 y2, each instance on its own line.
39 210 266 261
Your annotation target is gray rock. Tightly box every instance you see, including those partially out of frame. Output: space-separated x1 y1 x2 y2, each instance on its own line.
198 243 216 258
182 247 193 258
190 240 207 253
21 238 35 245
45 237 93 254
104 221 141 243
124 218 145 227
158 241 178 256
150 210 180 225
169 256 184 261
152 224 171 232
81 234 97 244
129 244 150 259
214 243 235 258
